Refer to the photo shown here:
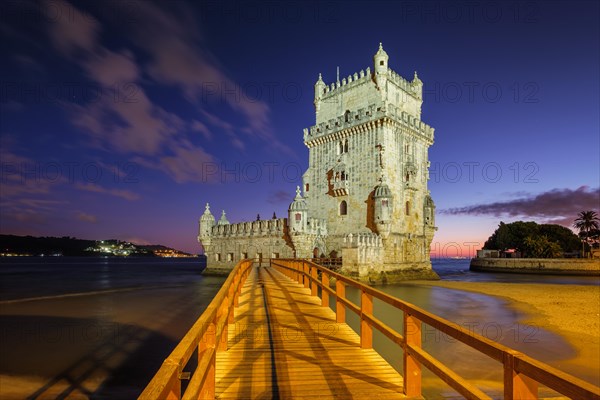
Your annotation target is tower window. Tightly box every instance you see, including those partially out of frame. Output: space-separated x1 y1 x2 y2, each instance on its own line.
295 213 301 221
305 183 309 192
340 200 348 216
406 172 410 182
405 201 410 216
380 60 384 66
382 200 388 207
339 139 348 154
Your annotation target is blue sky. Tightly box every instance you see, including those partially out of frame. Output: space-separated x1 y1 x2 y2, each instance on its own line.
1 0 598 255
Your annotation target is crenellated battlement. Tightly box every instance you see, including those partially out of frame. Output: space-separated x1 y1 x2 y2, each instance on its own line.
344 232 383 248
318 67 372 99
316 66 421 103
388 68 422 99
210 218 287 238
303 102 434 145
306 217 328 235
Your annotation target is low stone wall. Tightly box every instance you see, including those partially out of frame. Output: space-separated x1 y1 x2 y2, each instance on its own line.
470 258 600 276
201 266 234 276
341 262 440 284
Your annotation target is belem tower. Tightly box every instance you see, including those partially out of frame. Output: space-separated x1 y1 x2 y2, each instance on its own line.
198 44 439 282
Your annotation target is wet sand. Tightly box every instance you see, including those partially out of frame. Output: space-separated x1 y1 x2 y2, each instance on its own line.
413 280 600 386
0 281 226 399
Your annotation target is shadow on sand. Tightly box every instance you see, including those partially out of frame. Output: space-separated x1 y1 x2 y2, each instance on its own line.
0 315 188 399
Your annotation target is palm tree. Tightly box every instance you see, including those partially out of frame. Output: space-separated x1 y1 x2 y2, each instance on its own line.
573 211 600 257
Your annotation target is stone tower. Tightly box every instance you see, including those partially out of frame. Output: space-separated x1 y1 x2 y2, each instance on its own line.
302 43 438 281
198 44 438 282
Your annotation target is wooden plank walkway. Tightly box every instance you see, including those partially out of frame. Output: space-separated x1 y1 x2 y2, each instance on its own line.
215 265 405 399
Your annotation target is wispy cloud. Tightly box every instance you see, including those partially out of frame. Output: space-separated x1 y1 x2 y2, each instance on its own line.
75 183 140 201
75 211 97 223
106 0 290 153
41 0 218 183
191 120 213 140
267 190 293 205
441 186 600 226
46 0 99 56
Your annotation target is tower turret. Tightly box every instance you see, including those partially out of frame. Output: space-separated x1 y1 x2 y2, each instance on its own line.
412 70 423 100
373 42 389 90
314 73 326 113
424 194 435 228
198 203 216 244
288 186 308 233
373 178 393 237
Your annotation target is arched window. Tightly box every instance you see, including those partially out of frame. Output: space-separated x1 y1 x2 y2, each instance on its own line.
344 139 348 153
405 201 410 215
345 110 351 123
295 213 301 221
340 200 348 216
405 172 410 182
339 141 344 155
305 183 309 192
382 199 388 207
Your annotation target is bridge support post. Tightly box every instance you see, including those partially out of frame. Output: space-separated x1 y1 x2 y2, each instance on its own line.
218 297 229 351
303 261 310 289
403 313 422 397
296 260 302 284
228 284 235 324
321 272 329 307
504 351 538 399
311 264 318 296
360 290 373 349
336 280 345 323
199 322 216 399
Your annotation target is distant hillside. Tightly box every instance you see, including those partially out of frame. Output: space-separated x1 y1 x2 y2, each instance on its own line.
0 235 95 256
0 235 194 257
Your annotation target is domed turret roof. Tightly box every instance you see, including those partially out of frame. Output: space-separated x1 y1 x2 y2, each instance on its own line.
315 73 325 86
374 178 392 198
288 186 307 211
217 210 229 225
374 42 389 60
200 203 216 223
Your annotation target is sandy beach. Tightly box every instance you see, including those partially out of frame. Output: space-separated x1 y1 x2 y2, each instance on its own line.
413 280 600 387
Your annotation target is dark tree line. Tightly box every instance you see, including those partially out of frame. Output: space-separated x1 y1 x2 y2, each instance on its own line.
483 221 581 258
0 235 95 256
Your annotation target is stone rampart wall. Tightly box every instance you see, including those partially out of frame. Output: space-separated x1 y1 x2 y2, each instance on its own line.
470 258 600 276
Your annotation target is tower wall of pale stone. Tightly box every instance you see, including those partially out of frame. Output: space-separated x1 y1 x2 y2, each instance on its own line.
201 218 295 273
204 235 295 273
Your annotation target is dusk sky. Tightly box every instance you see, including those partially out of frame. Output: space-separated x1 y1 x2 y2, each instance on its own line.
1 0 598 256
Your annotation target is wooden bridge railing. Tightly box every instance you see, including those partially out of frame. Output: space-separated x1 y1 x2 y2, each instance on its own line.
271 259 600 400
139 259 253 400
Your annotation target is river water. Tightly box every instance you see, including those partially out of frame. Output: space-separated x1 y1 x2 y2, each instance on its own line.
0 257 597 399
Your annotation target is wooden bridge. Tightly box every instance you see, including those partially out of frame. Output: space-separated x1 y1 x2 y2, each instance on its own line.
140 259 600 399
